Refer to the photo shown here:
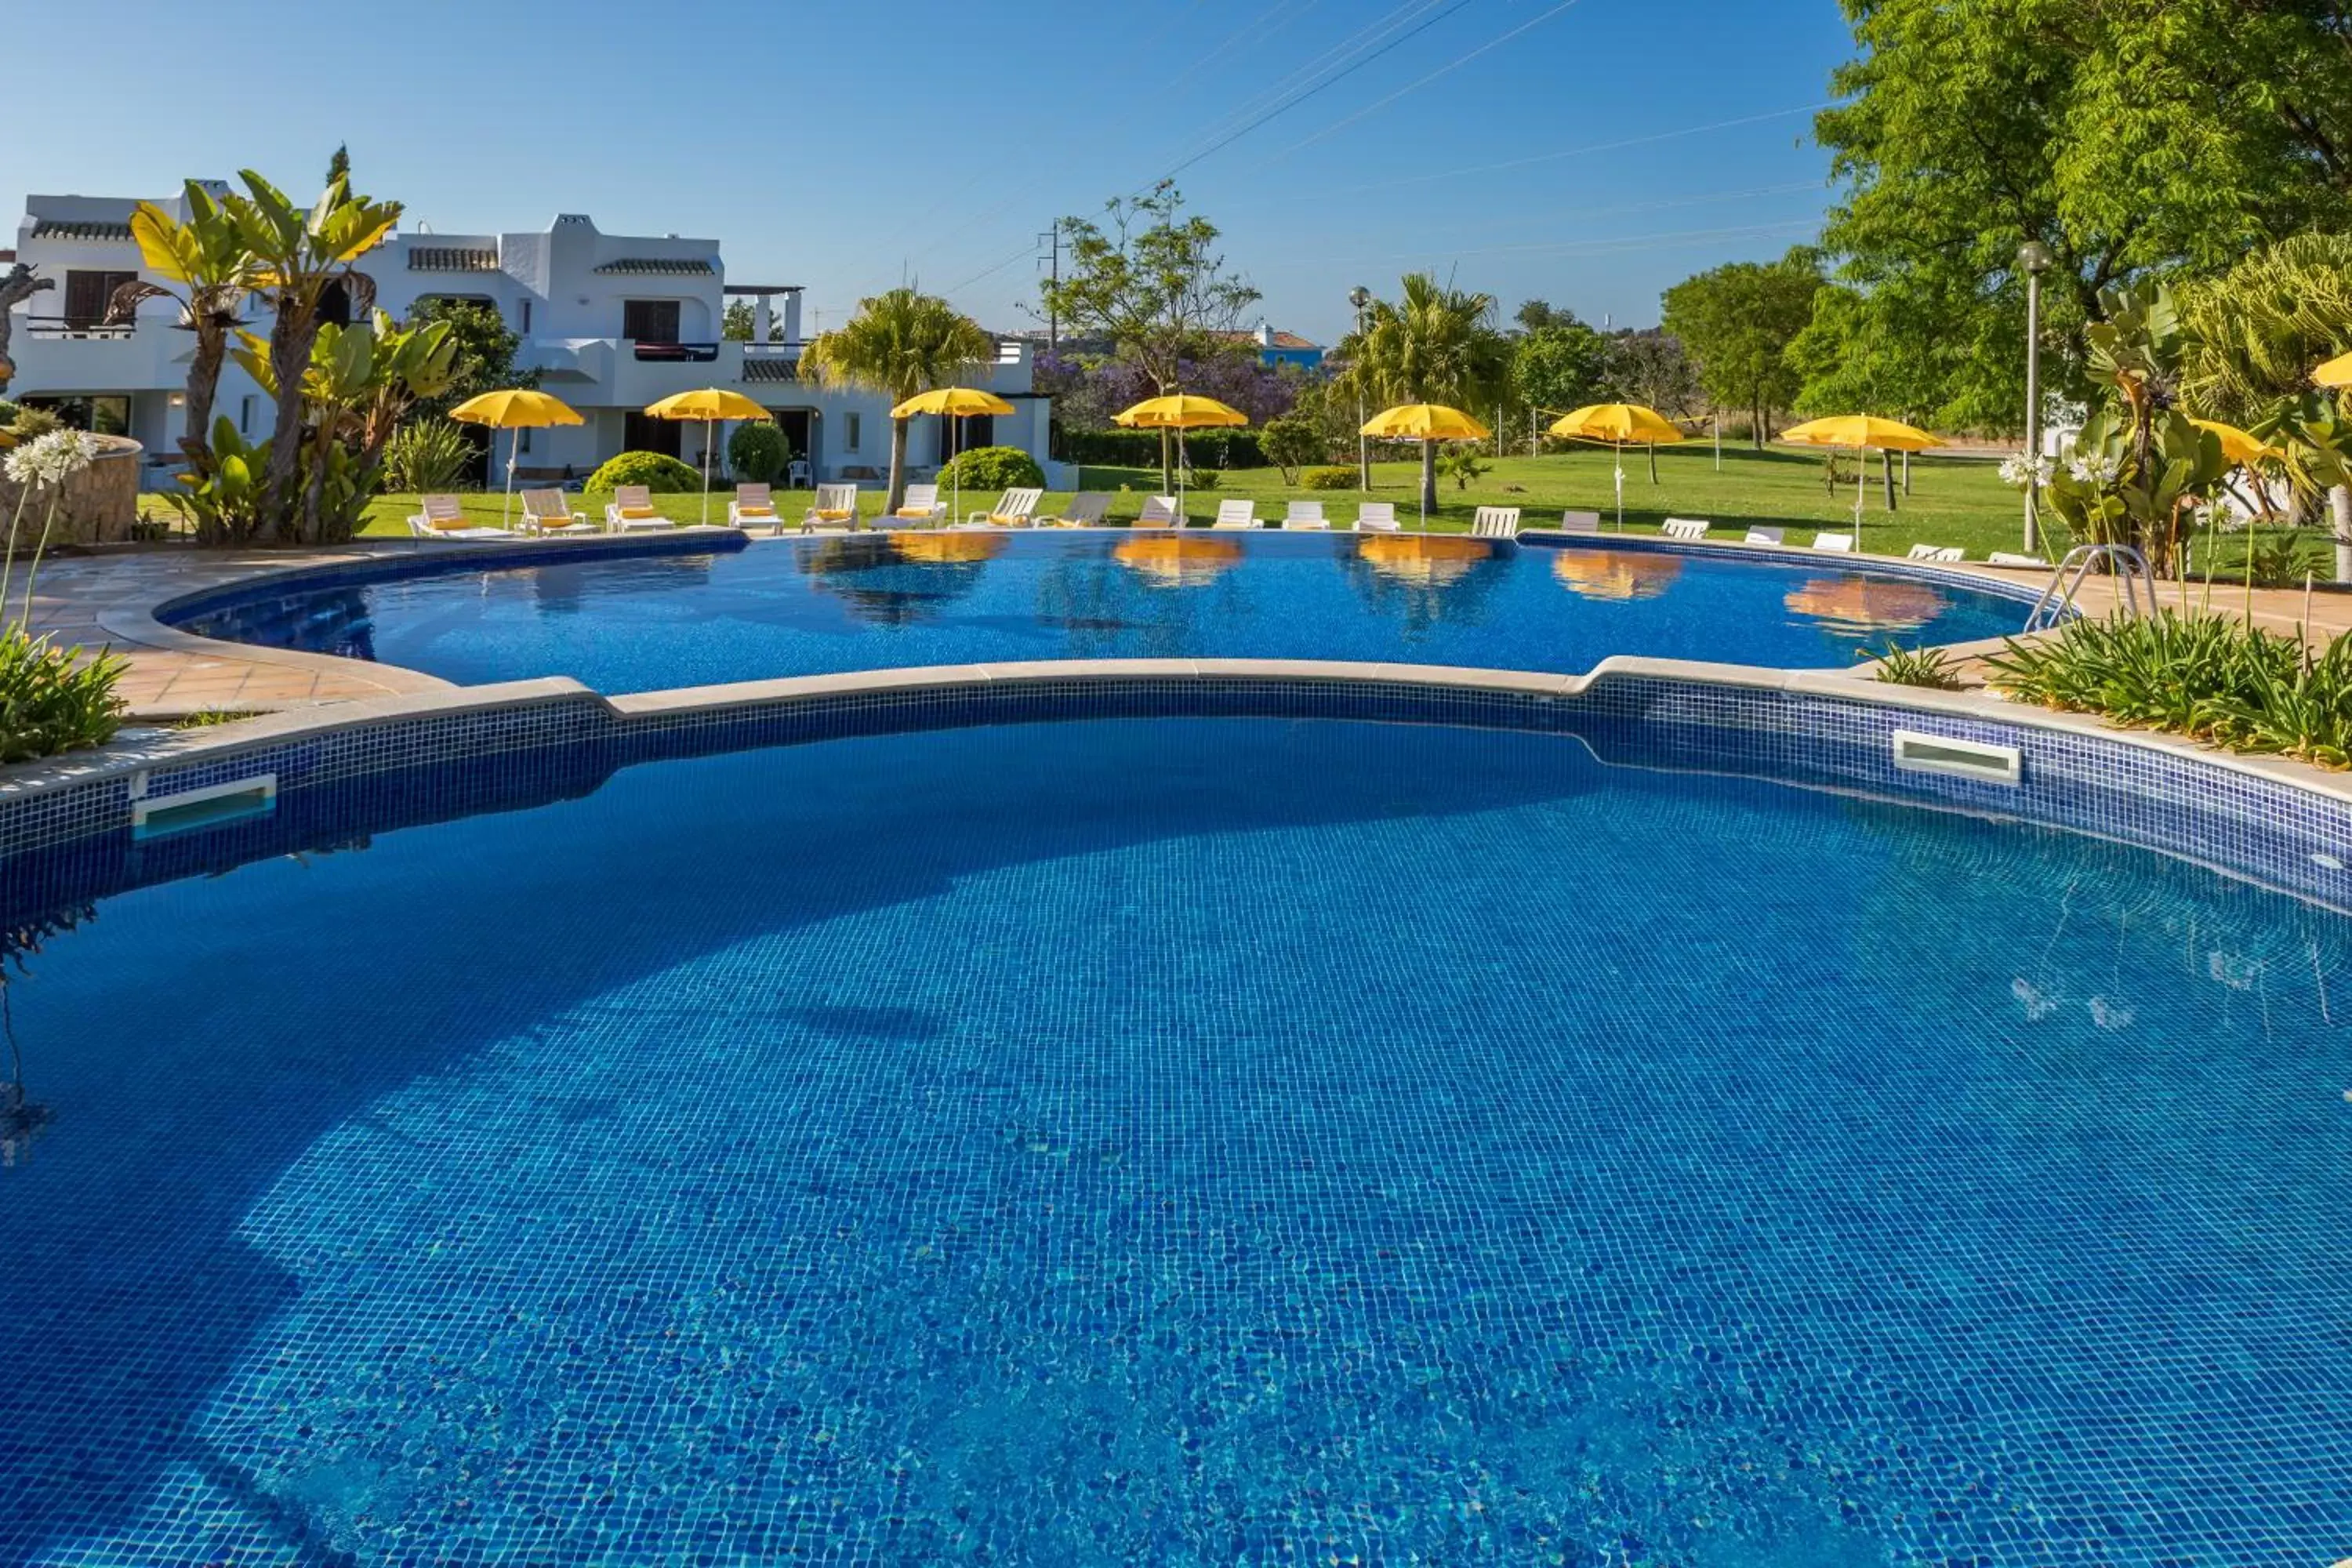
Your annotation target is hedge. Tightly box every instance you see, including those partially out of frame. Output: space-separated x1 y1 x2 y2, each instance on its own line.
586 451 702 493
1059 427 1266 469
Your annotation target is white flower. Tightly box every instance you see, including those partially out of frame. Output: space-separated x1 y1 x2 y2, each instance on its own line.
2066 451 2121 487
2 430 102 488
1998 453 2053 489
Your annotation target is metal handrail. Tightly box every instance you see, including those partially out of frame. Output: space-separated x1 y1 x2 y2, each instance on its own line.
2022 543 2160 633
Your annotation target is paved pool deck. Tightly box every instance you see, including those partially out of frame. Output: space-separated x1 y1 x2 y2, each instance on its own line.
25 530 2352 720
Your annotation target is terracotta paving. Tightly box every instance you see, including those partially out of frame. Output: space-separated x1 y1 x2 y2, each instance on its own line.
28 539 2352 721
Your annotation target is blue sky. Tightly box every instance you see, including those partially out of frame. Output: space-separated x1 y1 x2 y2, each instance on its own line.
11 0 1857 343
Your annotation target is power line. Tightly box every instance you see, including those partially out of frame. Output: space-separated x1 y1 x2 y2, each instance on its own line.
1265 182 1821 257
1272 217 1824 269
1153 0 1477 185
1272 0 1587 159
1337 103 1835 194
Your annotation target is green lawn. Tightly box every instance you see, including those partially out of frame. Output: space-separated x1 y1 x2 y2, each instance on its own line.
144 442 2330 578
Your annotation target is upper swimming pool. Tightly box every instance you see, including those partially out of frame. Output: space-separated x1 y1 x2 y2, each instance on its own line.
165 532 2036 691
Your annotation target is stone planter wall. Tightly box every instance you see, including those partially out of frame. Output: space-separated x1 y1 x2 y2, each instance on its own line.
0 435 143 545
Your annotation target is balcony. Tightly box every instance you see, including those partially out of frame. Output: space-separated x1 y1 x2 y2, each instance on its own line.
5 315 192 394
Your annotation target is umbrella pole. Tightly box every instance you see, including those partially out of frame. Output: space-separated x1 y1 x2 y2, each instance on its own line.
1613 441 1624 529
702 419 714 526
1178 426 1188 527
502 426 517 528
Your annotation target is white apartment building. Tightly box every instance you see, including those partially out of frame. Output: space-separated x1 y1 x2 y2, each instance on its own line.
2 185 1060 490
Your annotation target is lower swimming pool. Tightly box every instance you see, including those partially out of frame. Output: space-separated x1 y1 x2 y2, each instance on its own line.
0 714 2344 1564
164 532 2035 691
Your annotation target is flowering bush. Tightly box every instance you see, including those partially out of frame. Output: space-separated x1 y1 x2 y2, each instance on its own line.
0 430 126 762
1997 452 2053 490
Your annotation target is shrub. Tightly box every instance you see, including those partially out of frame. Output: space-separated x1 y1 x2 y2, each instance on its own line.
0 631 126 763
1183 467 1220 491
1260 416 1323 482
728 421 791 485
1304 466 1356 490
938 445 1044 492
1436 448 1489 490
382 419 478 494
586 450 701 494
1868 643 1964 689
1058 428 1266 468
5 406 61 441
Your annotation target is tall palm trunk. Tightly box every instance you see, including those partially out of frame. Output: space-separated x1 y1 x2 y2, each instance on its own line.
1420 441 1438 521
887 416 910 513
257 309 321 542
181 324 229 471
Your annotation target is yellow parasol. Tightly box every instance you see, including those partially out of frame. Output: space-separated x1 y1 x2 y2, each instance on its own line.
1113 394 1249 527
448 388 584 527
644 387 772 524
1549 404 1685 525
1359 404 1491 530
1779 415 1944 539
2314 350 2352 388
892 386 1017 528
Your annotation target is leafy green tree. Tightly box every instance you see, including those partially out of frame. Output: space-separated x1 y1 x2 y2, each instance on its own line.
326 144 350 184
1816 0 2352 425
728 419 790 484
722 299 787 343
800 288 996 510
220 169 402 542
1040 183 1261 486
1512 320 1610 419
1661 249 1823 446
1599 330 1700 422
129 182 263 474
402 297 534 429
1335 274 1512 517
1512 299 1579 333
1259 416 1324 483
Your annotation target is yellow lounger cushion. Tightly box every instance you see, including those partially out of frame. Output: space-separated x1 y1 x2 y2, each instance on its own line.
895 508 933 520
735 506 775 517
989 514 1022 526
619 505 659 520
815 509 853 521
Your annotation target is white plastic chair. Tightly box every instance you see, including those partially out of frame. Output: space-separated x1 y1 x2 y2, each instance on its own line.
1812 532 1856 553
1559 510 1601 535
1356 502 1399 533
1283 500 1328 530
802 483 859 533
1743 525 1785 546
1661 517 1710 541
1211 499 1261 529
1470 506 1520 539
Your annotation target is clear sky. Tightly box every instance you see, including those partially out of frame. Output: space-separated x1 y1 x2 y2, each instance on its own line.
8 0 1858 344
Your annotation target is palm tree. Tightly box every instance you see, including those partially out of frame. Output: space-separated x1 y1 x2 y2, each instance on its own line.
129 181 263 476
800 288 997 511
1338 274 1512 519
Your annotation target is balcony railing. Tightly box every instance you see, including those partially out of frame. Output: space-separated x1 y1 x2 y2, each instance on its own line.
22 315 139 341
630 339 720 363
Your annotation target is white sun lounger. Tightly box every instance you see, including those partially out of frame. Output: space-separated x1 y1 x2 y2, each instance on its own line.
1907 543 1965 562
1045 492 1112 527
728 481 780 529
1812 532 1856 552
605 485 672 532
1661 517 1710 541
1283 500 1328 530
1356 502 1400 533
1987 550 2049 568
1211 499 1262 529
1559 510 1601 535
964 486 1044 528
407 494 519 540
887 483 946 526
1133 495 1182 528
1470 506 1520 539
520 488 596 535
801 483 859 533
1743 525 1785 546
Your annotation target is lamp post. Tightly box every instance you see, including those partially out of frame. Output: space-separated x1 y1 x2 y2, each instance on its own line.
2018 240 2053 554
1349 285 1372 490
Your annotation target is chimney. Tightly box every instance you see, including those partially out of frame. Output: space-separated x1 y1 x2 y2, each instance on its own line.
1257 321 1275 348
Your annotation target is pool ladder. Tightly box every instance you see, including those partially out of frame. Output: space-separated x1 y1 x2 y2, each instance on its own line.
2022 543 2160 633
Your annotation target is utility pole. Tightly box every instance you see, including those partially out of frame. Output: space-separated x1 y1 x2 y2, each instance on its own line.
1036 224 1061 358
1349 285 1372 490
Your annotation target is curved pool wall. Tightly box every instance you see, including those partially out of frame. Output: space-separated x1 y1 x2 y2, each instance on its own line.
148 528 2048 689
10 654 2352 924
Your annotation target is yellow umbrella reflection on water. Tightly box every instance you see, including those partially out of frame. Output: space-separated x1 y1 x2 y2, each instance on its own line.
1114 534 1242 587
1355 532 1494 586
1784 576 1949 633
1551 550 1684 601
889 530 1007 564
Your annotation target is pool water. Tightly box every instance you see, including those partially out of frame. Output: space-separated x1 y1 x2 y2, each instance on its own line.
169 533 2034 691
2 718 2347 1565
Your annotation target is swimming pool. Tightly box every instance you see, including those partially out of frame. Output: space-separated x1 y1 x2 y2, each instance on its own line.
2 713 2346 1565
164 532 2036 691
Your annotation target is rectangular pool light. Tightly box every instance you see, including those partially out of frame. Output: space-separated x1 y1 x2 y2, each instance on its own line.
129 773 278 840
1891 730 2022 786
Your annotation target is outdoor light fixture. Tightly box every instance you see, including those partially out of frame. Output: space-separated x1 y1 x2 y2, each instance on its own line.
2017 241 2055 553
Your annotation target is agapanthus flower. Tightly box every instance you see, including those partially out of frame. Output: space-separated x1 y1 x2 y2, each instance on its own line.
2066 451 2121 487
2 430 102 488
1998 453 2053 490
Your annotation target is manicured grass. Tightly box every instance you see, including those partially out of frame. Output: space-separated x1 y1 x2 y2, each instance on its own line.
140 443 2340 579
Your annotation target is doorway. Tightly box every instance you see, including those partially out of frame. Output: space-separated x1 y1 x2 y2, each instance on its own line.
624 412 682 458
771 408 815 481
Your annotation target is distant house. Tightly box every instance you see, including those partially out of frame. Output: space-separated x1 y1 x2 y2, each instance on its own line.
5 187 1062 489
1216 324 1323 373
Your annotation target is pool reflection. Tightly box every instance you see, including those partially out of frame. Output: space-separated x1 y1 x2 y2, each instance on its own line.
1339 534 1511 637
1551 550 1685 601
793 532 1007 627
1783 577 1951 635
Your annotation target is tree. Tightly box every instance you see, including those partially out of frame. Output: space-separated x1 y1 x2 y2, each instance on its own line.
127 183 262 472
1814 0 2352 426
221 169 401 542
1512 320 1610 420
1661 249 1824 446
326 144 350 184
722 299 787 343
1260 416 1323 483
1599 329 1700 423
1513 299 1580 333
800 287 996 510
401 297 534 429
1334 274 1512 517
1041 183 1261 485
